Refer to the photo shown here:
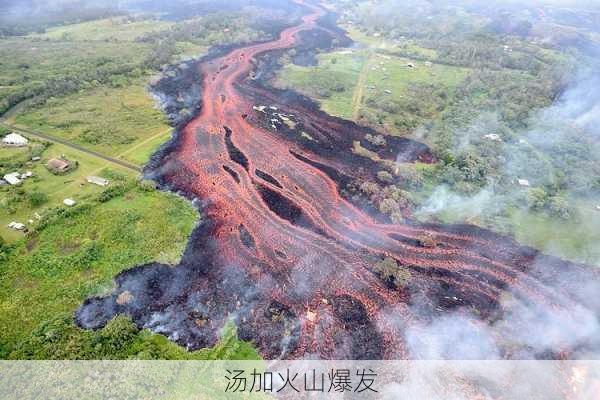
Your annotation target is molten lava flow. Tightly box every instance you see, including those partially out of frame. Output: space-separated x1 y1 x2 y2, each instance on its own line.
77 0 600 359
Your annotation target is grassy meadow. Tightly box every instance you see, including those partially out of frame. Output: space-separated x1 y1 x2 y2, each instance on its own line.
10 81 172 164
29 16 175 42
509 201 600 265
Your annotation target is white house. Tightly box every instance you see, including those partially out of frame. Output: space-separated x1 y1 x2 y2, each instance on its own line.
484 133 502 142
3 172 22 185
2 133 28 146
63 198 76 207
518 179 531 187
87 176 109 187
8 222 25 231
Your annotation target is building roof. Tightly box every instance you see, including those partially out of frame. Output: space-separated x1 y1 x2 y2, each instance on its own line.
2 133 28 145
3 172 22 185
47 158 70 171
8 222 25 230
87 176 109 186
518 179 531 187
484 133 502 142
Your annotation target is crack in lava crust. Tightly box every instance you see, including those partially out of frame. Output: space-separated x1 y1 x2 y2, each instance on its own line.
76 0 600 359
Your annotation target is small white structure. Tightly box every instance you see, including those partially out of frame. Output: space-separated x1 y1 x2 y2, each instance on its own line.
32 156 41 161
484 133 502 142
2 133 28 147
20 171 33 179
87 176 109 187
3 172 22 185
8 222 25 231
63 198 76 207
518 179 531 187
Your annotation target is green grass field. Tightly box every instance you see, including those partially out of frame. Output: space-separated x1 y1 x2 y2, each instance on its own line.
275 41 469 135
277 50 367 119
0 181 259 360
0 141 137 242
0 38 152 110
509 201 600 265
414 190 600 265
11 80 171 164
29 16 174 42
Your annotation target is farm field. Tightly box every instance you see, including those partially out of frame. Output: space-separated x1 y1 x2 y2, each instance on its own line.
275 29 470 135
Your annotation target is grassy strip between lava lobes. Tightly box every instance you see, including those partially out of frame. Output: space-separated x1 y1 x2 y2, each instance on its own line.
0 179 260 360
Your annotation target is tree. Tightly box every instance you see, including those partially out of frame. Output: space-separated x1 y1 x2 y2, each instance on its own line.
548 196 572 220
526 188 548 211
373 257 411 288
365 134 386 147
396 164 423 190
377 170 394 184
379 198 400 215
359 181 380 195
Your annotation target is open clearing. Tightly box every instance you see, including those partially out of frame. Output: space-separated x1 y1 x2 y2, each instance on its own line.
29 16 174 42
275 30 469 135
10 80 171 165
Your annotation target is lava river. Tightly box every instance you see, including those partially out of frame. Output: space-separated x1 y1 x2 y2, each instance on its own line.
77 0 600 359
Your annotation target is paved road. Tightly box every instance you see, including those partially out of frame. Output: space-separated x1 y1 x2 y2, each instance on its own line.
0 121 142 173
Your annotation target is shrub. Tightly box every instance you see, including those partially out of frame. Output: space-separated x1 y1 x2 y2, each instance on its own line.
379 198 400 215
396 164 423 190
102 169 128 182
377 170 394 184
0 126 10 137
373 257 412 288
548 195 572 220
138 179 157 192
526 188 548 210
359 181 380 195
98 184 127 203
365 134 386 147
28 191 49 207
